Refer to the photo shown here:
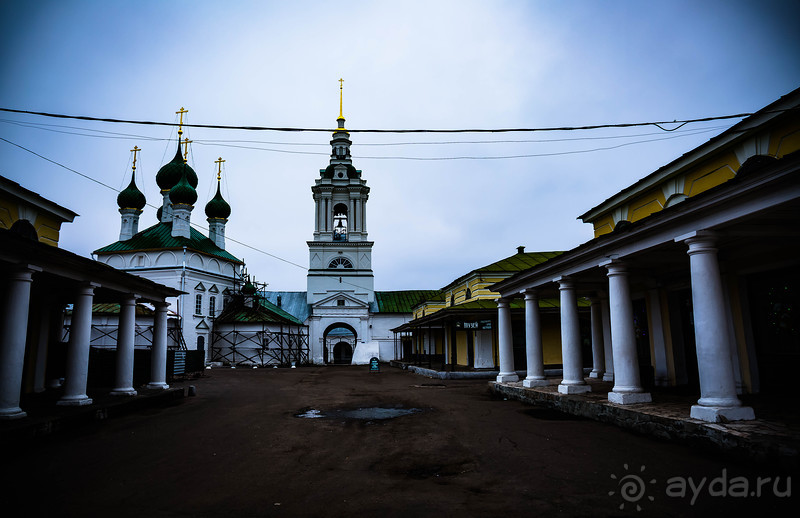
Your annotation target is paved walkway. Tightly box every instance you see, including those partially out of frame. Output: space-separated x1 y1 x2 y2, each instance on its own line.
487 377 800 469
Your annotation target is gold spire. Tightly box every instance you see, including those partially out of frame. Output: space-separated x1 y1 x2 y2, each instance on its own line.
214 157 225 181
176 107 188 137
337 78 345 121
182 137 192 163
130 145 140 174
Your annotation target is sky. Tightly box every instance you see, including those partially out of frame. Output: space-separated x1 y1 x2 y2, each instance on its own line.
1 0 799 292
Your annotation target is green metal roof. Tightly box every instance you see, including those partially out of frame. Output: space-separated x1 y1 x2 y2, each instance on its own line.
94 222 242 264
215 296 305 326
444 251 563 290
66 303 156 316
372 290 443 313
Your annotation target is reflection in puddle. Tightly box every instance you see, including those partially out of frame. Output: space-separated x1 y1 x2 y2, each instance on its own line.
295 407 422 420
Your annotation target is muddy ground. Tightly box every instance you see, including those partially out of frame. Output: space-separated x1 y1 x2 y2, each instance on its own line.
4 366 796 517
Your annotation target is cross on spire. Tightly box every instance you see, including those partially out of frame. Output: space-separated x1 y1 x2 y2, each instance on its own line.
215 157 225 181
337 78 345 121
176 107 188 137
182 137 192 163
130 145 140 173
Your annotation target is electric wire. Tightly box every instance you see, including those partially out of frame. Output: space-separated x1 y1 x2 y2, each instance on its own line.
1 106 778 133
0 136 374 291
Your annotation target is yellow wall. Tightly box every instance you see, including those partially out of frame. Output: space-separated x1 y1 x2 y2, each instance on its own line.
456 331 468 365
590 120 800 238
541 314 563 365
0 192 64 246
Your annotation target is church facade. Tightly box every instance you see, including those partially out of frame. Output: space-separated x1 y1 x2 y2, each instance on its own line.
94 122 243 362
261 97 430 365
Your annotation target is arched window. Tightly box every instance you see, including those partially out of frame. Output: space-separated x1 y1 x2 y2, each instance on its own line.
329 257 353 269
450 294 455 306
333 203 348 241
209 296 216 317
195 294 203 315
465 288 472 300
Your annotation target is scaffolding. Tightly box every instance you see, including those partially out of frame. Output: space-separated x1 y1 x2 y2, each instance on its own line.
210 270 309 367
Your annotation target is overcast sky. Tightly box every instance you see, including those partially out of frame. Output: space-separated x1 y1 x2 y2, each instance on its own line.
1 0 799 292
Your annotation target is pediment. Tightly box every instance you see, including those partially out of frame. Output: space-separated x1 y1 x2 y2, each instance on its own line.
195 319 210 330
312 291 369 309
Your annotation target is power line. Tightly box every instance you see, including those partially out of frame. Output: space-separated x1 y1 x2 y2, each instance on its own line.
0 136 374 292
1 117 730 161
0 106 765 134
0 116 732 145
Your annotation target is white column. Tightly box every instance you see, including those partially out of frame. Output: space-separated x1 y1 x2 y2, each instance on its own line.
589 298 605 379
496 298 518 382
58 282 99 406
557 278 590 394
0 265 41 419
111 295 138 396
361 199 367 233
604 261 651 404
681 232 754 422
523 290 547 387
147 301 170 389
600 295 614 382
443 325 451 366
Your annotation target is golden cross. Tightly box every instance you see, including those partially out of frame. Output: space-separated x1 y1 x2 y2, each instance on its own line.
176 107 188 136
182 137 192 163
338 78 344 119
215 157 225 181
130 145 140 173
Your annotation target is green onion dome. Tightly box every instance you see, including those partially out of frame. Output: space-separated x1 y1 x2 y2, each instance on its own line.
242 282 257 295
168 167 197 205
156 144 198 191
204 182 231 219
117 173 146 210
156 206 163 221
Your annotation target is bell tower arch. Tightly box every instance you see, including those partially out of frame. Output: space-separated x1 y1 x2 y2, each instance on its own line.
307 81 374 308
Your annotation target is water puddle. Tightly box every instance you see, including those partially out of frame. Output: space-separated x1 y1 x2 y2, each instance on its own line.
295 406 422 421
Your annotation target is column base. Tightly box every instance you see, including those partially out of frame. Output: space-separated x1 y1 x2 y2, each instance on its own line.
146 382 170 390
558 383 591 394
57 395 93 406
602 372 614 382
589 370 604 379
690 405 755 423
523 378 549 388
496 373 519 383
110 388 138 396
608 391 652 404
0 407 27 420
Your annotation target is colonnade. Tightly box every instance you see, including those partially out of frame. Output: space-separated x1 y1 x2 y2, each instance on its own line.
496 232 754 423
0 266 171 419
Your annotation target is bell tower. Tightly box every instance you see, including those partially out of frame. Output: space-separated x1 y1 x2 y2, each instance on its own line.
307 80 374 305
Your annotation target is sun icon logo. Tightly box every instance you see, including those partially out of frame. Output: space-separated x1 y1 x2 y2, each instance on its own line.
608 464 657 511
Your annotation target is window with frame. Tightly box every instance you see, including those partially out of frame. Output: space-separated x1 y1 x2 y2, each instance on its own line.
329 257 353 269
209 296 216 317
195 294 203 315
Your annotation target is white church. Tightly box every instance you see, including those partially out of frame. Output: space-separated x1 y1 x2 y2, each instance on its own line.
94 117 243 361
92 104 427 366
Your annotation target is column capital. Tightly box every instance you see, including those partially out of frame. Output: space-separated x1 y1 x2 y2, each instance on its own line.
9 264 42 282
675 229 720 245
153 300 170 310
120 293 141 304
522 288 538 300
495 297 510 307
77 281 101 296
554 276 574 290
604 260 629 277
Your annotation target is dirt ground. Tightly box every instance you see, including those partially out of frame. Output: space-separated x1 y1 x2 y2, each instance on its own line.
5 366 796 517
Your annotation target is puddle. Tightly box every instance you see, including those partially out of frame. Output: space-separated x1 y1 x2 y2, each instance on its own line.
295 406 422 421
